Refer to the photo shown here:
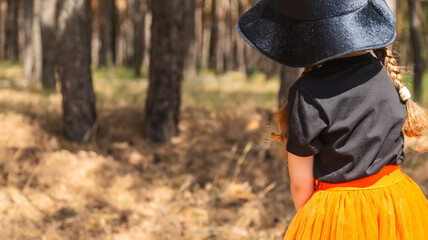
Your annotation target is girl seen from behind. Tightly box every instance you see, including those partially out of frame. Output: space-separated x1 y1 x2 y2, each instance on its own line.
237 0 428 239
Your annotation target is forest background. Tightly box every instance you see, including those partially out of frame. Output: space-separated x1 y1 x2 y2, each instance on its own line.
0 0 427 239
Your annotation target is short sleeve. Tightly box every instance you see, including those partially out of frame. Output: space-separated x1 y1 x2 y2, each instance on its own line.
286 87 328 157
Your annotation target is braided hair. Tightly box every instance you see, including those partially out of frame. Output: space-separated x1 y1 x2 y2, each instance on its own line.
373 47 428 137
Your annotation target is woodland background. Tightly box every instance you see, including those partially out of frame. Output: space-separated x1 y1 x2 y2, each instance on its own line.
0 0 427 239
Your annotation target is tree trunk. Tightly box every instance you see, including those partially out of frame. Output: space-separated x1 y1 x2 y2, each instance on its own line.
38 0 57 90
131 0 145 77
194 0 203 70
23 0 34 81
223 0 233 72
263 59 281 80
424 4 428 73
278 66 301 108
115 0 129 66
99 0 114 77
385 0 397 55
230 0 243 73
91 0 101 67
30 0 42 83
407 0 424 102
200 0 211 69
143 0 194 143
238 0 255 76
425 4 428 74
142 1 151 70
183 0 196 76
0 0 6 60
208 0 219 72
56 0 97 142
5 0 19 62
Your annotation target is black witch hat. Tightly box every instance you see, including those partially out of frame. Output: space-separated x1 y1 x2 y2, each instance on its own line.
237 0 396 67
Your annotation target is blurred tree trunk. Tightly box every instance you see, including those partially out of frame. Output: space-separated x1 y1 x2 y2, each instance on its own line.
208 0 217 70
224 0 240 72
184 0 196 76
408 0 424 102
38 0 57 90
194 0 203 70
0 0 6 60
142 0 151 70
200 0 211 69
144 0 194 143
209 0 224 73
130 0 145 77
115 0 130 66
29 0 42 83
23 0 34 81
422 4 428 72
114 0 145 74
223 0 233 72
114 0 126 65
99 0 114 78
238 0 259 76
263 59 282 80
230 0 243 73
57 0 97 142
5 0 19 62
91 0 101 67
385 0 397 53
236 0 248 74
278 67 301 108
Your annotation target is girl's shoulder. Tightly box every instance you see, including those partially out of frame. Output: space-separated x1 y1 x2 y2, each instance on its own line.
290 53 386 101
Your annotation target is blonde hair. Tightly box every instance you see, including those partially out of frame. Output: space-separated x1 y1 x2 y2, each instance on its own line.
272 48 428 143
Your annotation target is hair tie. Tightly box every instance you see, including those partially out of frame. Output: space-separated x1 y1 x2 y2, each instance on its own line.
399 86 411 101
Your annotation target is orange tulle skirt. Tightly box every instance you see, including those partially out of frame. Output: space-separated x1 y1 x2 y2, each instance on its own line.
283 165 428 240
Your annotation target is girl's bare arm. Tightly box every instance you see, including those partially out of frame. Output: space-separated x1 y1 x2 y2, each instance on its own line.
287 152 315 211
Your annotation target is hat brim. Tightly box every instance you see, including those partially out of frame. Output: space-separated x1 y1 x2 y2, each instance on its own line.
237 0 396 67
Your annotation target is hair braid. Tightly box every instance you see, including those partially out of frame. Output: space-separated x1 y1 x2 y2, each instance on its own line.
271 66 317 143
373 47 428 137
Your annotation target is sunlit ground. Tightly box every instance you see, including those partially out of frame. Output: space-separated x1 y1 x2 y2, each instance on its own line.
0 62 427 239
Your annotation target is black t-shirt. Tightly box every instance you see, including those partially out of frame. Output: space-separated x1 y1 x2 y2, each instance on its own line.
286 53 407 183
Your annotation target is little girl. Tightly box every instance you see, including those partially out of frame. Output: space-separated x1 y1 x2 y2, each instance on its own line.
237 0 428 239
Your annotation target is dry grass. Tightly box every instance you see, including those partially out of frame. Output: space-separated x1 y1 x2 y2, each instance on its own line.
0 65 427 239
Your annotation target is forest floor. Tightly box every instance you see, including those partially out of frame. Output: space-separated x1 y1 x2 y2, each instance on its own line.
0 62 428 240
